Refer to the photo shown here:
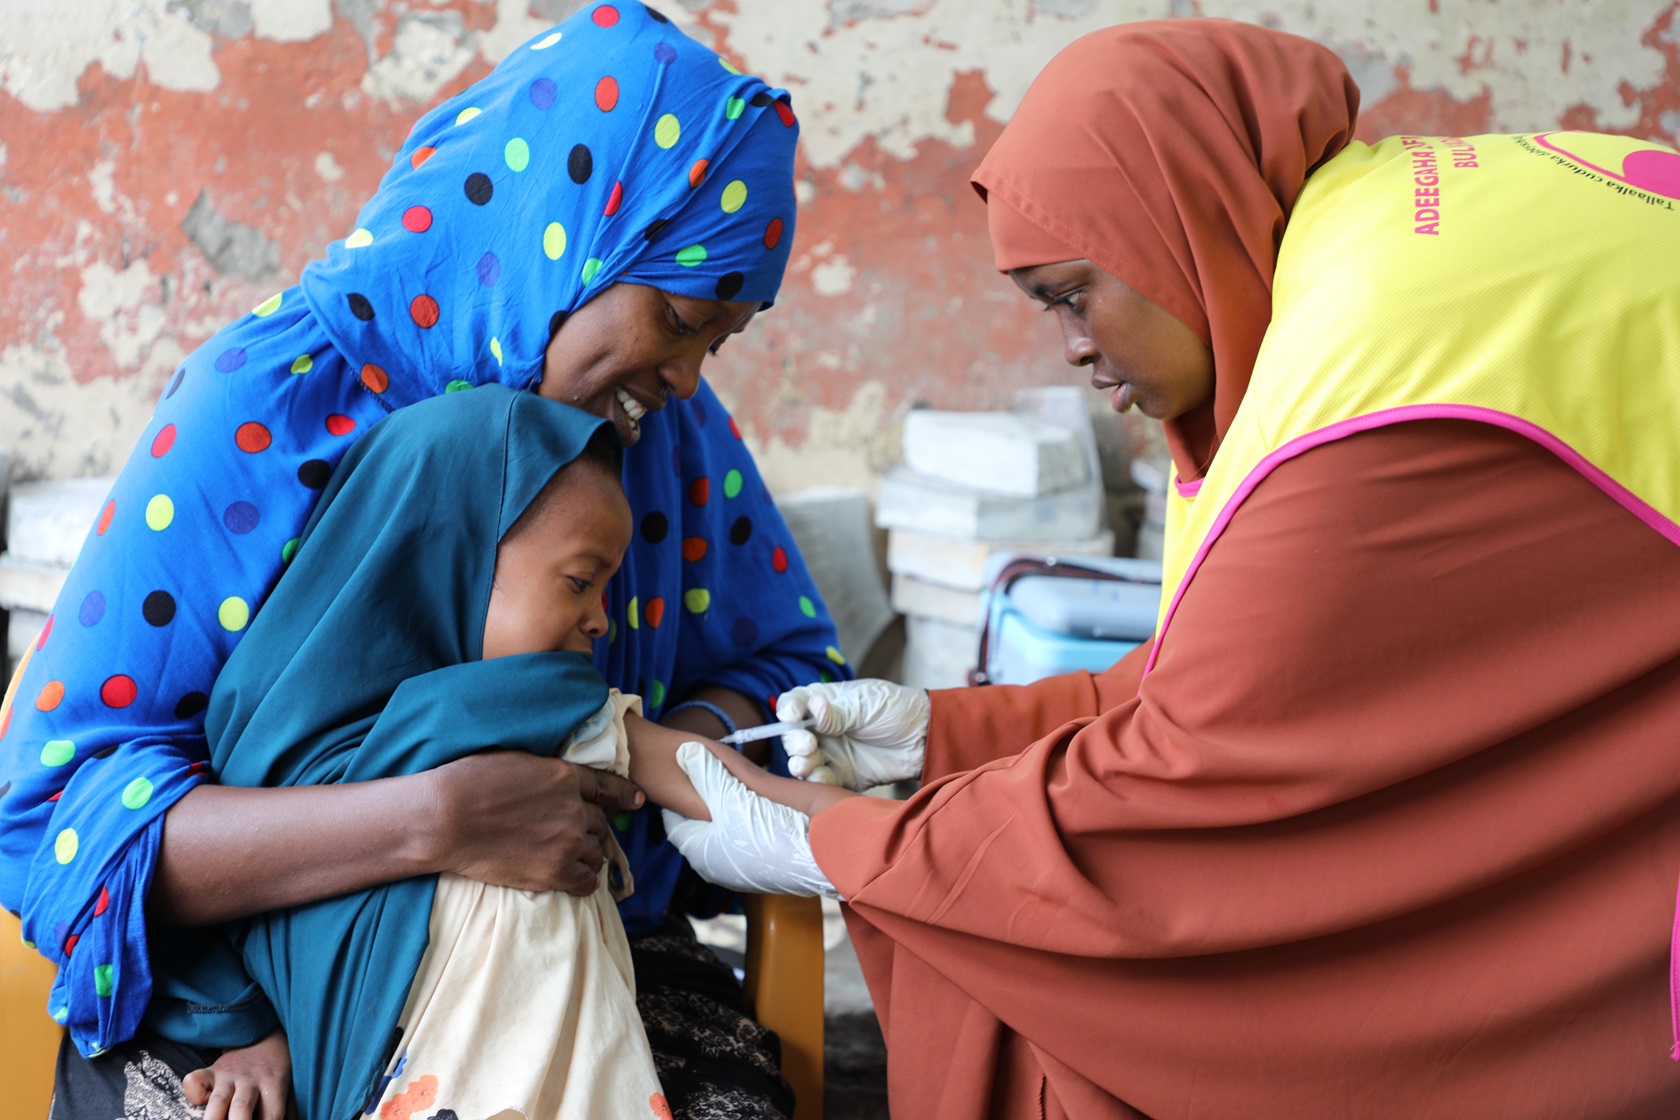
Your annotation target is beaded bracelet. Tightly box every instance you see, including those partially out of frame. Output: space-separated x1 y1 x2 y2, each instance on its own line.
661 698 739 739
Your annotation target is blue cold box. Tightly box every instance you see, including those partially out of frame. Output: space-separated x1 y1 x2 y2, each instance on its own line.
982 556 1162 686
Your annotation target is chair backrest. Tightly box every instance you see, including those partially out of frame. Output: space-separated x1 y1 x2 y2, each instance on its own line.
0 909 61 1119
743 893 826 1120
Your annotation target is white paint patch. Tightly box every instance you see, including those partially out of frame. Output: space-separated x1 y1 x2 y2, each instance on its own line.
718 0 1151 167
88 159 118 214
1221 0 1665 132
363 14 475 106
837 161 887 191
476 0 702 67
719 0 1674 167
314 151 346 182
812 254 858 296
252 0 332 43
0 0 218 111
476 0 551 65
76 260 172 375
735 379 897 495
0 140 7 171
84 159 141 225
0 343 159 481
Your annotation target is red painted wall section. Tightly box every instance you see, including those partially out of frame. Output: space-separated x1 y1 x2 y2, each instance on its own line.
2 1 1677 486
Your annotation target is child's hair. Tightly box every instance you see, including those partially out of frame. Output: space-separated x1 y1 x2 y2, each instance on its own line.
504 424 626 542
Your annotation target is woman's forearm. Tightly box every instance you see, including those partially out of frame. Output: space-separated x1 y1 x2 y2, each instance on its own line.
152 752 645 927
151 778 441 928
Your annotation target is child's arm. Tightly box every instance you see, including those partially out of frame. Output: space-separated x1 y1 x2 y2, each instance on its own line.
624 712 858 820
182 1026 291 1120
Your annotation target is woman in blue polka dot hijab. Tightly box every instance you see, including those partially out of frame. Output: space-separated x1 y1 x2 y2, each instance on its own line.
0 5 844 1117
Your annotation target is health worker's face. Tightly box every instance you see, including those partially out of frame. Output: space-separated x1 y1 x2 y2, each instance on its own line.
482 463 634 660
537 282 759 446
1009 260 1214 421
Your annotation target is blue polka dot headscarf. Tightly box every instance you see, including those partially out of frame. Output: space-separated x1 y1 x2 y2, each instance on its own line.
299 2 799 407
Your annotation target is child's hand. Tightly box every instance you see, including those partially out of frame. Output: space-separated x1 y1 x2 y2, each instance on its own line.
182 1027 292 1120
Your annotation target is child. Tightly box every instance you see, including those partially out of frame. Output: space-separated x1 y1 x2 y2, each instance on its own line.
162 385 851 1120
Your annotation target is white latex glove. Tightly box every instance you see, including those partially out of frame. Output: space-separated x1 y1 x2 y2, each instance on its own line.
777 679 930 791
662 743 839 899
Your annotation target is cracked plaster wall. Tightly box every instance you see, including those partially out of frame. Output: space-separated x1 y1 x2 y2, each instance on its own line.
1 0 1676 488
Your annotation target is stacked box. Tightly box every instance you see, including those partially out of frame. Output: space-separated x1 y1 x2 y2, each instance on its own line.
1 479 115 676
878 389 1112 690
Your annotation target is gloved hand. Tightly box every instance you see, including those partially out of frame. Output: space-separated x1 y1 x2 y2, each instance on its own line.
662 743 839 899
777 679 930 791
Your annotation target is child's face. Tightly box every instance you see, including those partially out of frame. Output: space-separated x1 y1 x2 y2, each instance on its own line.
482 464 633 660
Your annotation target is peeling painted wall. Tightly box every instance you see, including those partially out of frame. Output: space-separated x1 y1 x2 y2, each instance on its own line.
3 0 1676 489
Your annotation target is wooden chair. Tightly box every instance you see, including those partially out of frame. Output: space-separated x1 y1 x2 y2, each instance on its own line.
743 893 826 1120
0 910 59 1120
0 651 827 1118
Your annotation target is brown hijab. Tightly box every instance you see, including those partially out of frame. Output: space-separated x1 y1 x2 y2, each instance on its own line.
971 19 1359 477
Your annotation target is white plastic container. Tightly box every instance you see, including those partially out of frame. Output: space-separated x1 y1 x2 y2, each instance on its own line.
979 556 1161 686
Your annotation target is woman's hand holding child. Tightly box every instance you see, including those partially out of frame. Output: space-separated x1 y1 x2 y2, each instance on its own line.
425 751 644 898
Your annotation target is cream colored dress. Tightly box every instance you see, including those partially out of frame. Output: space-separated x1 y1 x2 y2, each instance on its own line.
371 691 672 1120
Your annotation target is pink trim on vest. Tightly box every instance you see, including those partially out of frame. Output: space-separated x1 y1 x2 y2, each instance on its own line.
1173 475 1203 498
1131 403 1680 1059
1672 867 1680 1059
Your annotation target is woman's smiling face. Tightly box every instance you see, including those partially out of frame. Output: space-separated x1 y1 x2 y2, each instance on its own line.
1010 260 1214 422
536 282 759 445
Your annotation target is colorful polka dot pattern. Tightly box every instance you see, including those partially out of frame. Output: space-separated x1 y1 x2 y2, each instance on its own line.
0 4 827 1053
595 382 849 936
297 2 799 408
0 287 387 1058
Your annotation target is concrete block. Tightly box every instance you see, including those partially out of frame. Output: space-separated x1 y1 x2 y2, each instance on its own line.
0 555 67 614
775 486 894 668
891 574 982 627
902 615 979 691
902 410 1088 497
0 444 12 549
8 609 48 663
887 528 1115 591
874 467 1103 542
5 478 114 568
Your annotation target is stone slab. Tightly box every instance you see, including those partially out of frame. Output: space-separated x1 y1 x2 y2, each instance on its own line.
0 555 67 614
7 609 48 663
775 486 894 667
887 527 1114 591
874 466 1103 542
5 478 114 568
901 613 979 691
891 573 983 627
901 409 1088 497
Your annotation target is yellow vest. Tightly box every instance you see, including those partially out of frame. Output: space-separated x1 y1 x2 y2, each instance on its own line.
1149 131 1680 663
